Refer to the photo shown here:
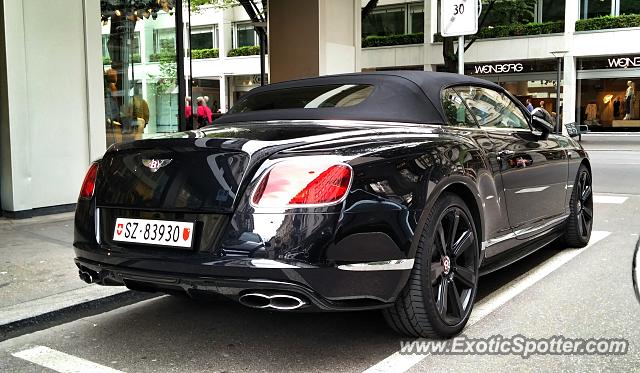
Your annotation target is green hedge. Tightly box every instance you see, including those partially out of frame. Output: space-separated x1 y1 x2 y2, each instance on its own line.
191 48 219 59
362 33 424 48
434 21 564 42
576 14 640 31
228 46 262 57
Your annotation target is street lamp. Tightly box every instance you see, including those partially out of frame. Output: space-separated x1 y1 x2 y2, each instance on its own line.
550 50 568 134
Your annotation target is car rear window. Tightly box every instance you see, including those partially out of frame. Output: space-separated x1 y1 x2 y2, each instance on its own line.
229 84 375 113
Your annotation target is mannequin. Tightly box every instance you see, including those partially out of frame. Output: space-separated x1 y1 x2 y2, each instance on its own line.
624 81 635 120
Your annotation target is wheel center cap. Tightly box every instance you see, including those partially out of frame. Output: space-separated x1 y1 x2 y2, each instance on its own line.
442 256 451 275
577 201 582 211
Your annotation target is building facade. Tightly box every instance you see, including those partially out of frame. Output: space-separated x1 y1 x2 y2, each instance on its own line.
362 0 640 130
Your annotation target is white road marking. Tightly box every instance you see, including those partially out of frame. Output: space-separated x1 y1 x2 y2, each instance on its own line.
12 346 124 373
593 195 628 204
363 231 611 373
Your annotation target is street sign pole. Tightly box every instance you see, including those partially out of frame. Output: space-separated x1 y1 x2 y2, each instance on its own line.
441 0 481 76
458 36 465 75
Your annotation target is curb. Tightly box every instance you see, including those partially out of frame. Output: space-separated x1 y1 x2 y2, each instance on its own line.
0 288 158 342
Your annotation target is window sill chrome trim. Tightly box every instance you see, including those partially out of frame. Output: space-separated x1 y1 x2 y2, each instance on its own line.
337 259 415 271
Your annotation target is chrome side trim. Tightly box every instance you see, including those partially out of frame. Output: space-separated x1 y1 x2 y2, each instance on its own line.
486 215 569 247
337 259 415 271
513 214 568 238
250 259 300 269
95 208 101 245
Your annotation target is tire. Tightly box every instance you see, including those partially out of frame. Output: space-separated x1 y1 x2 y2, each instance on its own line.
563 164 593 248
383 193 479 338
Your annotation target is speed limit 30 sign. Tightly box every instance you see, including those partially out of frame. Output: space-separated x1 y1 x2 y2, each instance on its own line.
441 0 480 37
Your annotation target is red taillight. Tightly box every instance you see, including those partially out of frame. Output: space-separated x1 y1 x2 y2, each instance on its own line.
79 163 99 199
252 162 353 207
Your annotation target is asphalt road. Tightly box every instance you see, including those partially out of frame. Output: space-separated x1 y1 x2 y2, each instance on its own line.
1 134 639 372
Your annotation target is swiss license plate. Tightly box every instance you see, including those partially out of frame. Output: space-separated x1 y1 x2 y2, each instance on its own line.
113 218 194 248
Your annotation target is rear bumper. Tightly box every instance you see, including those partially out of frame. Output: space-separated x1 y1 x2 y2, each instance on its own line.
74 247 412 311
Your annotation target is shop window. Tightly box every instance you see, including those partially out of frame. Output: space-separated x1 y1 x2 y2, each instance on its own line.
456 86 530 130
581 0 613 19
620 0 640 15
362 6 406 37
191 27 217 50
102 32 140 63
235 23 257 48
409 4 424 34
102 6 180 147
441 88 478 128
578 78 640 128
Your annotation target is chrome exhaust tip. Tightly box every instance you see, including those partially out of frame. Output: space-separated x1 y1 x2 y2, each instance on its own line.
268 294 306 310
239 292 307 310
239 293 271 309
78 270 96 284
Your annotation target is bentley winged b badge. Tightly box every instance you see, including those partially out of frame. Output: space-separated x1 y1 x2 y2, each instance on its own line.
142 159 173 173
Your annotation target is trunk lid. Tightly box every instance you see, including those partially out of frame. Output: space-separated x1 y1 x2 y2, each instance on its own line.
96 138 252 213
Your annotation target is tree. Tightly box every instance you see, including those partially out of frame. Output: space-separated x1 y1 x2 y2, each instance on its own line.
190 0 239 11
441 0 536 72
362 0 379 19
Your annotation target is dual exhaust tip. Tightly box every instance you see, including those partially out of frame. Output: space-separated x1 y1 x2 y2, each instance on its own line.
239 292 307 310
78 269 97 284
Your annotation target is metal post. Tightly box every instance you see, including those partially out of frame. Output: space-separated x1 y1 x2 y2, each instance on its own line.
556 56 562 134
259 30 266 86
458 35 465 75
176 0 187 132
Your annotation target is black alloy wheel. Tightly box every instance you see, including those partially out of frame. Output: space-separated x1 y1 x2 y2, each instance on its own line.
563 164 593 248
430 207 477 326
383 193 479 338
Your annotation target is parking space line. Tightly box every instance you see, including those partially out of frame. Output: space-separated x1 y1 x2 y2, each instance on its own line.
363 231 611 373
594 195 629 204
12 346 124 373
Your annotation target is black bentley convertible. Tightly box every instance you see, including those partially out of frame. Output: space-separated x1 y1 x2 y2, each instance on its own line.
74 71 592 338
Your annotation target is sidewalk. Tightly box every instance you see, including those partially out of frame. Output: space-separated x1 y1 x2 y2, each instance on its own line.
0 213 148 340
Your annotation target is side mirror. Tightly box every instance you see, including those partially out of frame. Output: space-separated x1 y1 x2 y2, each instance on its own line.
531 108 554 134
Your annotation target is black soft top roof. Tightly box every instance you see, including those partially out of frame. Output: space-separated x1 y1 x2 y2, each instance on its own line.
214 71 503 125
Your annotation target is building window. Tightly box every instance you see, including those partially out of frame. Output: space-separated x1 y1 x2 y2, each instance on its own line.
409 3 424 34
620 0 640 14
154 28 176 54
235 23 257 48
191 26 217 50
578 78 639 127
581 0 613 19
362 5 406 37
537 0 565 22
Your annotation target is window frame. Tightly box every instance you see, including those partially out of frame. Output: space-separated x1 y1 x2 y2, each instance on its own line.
154 28 177 54
450 85 533 132
233 22 258 48
191 26 218 50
